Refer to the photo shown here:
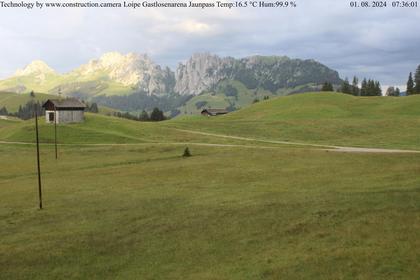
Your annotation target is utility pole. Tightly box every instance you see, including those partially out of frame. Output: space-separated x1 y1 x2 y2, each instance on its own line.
54 107 58 159
34 97 43 210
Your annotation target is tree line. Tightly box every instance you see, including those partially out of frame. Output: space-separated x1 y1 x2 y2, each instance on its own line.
322 76 382 96
111 108 167 122
0 101 44 120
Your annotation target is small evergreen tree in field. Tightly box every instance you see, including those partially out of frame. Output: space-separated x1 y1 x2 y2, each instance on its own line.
407 72 415 95
395 87 401 96
182 147 191 157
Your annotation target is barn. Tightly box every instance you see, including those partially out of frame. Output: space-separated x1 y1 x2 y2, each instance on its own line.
42 98 86 124
201 108 229 117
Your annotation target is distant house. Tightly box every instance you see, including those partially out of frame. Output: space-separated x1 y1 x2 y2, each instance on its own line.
42 98 86 124
201 108 229 117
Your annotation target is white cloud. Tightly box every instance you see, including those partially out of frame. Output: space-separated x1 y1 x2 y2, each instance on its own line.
0 0 419 85
174 20 212 34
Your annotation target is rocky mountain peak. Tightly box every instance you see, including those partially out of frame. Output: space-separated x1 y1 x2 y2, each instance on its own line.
175 53 235 95
14 60 56 77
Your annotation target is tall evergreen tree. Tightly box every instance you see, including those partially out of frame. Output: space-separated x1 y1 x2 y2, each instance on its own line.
340 78 352 94
414 65 420 94
139 110 150 121
407 72 415 95
352 76 359 96
374 81 382 96
360 78 367 96
150 108 165 121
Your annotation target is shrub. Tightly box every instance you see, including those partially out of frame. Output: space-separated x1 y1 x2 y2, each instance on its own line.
182 147 191 157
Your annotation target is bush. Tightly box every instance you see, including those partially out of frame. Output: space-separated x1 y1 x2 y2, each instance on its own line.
182 147 191 157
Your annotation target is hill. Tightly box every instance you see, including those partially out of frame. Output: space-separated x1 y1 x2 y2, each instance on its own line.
0 91 56 112
3 92 420 150
171 92 420 149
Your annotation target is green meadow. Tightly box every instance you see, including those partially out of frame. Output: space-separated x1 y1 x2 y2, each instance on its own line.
1 93 419 279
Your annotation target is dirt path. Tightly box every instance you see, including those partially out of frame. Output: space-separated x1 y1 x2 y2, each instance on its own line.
0 140 281 150
1 129 419 154
173 128 420 154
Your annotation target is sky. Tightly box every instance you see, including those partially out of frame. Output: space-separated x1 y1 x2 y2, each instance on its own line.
0 0 420 89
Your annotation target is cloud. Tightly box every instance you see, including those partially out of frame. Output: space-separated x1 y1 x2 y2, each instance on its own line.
174 20 212 34
0 0 419 86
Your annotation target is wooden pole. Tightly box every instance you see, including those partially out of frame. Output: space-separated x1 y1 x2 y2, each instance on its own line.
35 108 43 210
54 108 58 159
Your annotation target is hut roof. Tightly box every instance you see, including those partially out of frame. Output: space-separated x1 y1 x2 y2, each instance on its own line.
201 108 229 115
42 98 86 109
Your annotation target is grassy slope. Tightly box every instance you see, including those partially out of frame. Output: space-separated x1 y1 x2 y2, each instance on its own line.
0 91 117 115
0 92 56 112
178 80 275 115
0 71 135 98
171 92 420 149
0 113 263 146
178 80 320 116
1 92 420 279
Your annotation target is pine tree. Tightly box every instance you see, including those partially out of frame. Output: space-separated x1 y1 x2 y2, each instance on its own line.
352 76 359 96
395 87 400 96
407 72 415 95
90 103 99 113
182 147 191 157
340 78 352 94
360 78 368 96
321 82 333 91
414 65 420 94
139 110 150 121
0 106 8 115
374 81 382 96
150 108 165 121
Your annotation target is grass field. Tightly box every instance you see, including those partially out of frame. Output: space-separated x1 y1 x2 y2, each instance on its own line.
171 92 420 150
1 92 419 279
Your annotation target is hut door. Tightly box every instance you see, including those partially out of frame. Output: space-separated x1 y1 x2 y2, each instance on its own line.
49 112 55 122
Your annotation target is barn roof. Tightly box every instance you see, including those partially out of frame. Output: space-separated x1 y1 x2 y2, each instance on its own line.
42 98 86 109
201 108 229 115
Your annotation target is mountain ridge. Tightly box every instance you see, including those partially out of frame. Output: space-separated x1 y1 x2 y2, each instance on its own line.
0 52 343 115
